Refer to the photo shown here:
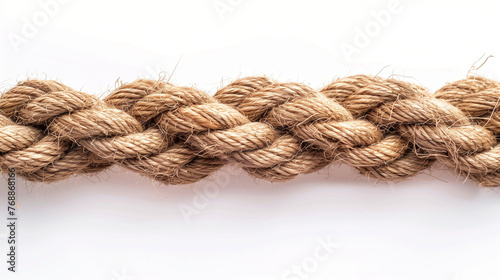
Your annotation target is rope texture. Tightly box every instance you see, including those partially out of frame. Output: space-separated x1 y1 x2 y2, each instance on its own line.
1 75 500 187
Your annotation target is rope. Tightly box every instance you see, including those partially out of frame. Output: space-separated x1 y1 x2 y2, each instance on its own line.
1 75 500 187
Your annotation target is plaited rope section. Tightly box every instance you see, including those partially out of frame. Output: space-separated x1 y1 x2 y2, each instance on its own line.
1 75 500 187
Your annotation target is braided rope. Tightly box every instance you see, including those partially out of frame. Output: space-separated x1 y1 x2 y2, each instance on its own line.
1 75 500 187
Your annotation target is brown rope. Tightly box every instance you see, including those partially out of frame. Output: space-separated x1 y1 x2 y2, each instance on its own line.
1 75 500 187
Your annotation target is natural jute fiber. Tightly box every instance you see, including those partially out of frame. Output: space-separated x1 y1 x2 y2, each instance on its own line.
2 74 500 187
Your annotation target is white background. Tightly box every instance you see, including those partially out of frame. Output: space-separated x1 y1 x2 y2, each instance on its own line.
1 0 500 279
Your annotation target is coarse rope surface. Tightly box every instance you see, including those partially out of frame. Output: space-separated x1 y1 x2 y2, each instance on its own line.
1 75 500 187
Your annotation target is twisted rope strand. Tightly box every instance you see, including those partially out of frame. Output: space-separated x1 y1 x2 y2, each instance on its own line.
1 75 500 187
